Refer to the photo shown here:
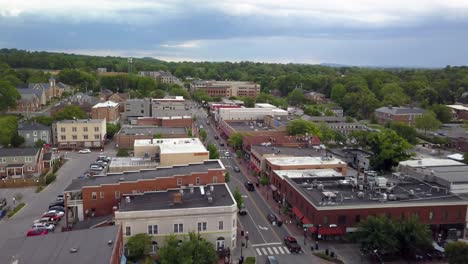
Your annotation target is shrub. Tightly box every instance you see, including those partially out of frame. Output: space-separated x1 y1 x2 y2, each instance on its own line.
117 148 130 157
245 257 256 264
36 186 44 193
7 203 25 218
46 173 57 185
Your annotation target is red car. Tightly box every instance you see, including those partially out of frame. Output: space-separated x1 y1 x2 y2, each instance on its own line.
284 236 301 253
42 213 61 221
26 228 48 237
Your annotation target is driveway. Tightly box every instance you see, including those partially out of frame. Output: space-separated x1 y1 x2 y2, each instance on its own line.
0 147 115 249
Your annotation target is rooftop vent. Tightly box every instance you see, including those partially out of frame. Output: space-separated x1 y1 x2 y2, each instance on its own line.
108 240 113 245
69 247 79 253
173 192 183 204
200 186 205 196
210 185 214 192
125 196 131 203
119 178 125 182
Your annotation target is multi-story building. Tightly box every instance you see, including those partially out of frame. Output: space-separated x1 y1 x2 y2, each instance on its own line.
217 107 288 122
191 81 260 98
64 160 226 224
96 67 108 73
91 101 120 123
0 148 43 178
138 71 182 85
122 98 152 121
18 122 52 147
269 169 468 241
305 92 327 104
447 104 468 121
133 116 192 127
218 115 289 139
114 183 237 250
375 106 425 126
329 148 373 171
152 97 191 118
53 119 106 149
115 125 188 148
133 138 209 166
0 225 123 264
264 156 347 177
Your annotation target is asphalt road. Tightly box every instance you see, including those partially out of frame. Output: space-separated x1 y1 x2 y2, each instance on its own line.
0 149 115 249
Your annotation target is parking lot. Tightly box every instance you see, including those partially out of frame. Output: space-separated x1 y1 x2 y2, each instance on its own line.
0 148 115 249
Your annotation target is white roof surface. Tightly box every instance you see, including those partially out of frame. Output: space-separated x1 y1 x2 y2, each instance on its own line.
273 169 342 179
446 154 464 161
134 138 208 154
399 158 464 167
255 103 277 109
92 101 119 108
447 104 468 111
266 156 345 166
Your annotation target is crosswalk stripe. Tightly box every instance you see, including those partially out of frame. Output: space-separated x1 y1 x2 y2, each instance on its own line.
267 247 274 254
255 248 262 256
283 246 290 254
261 248 268 255
278 247 285 254
273 247 279 254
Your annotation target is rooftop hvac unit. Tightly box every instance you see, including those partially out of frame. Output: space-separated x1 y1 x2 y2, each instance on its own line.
357 192 365 198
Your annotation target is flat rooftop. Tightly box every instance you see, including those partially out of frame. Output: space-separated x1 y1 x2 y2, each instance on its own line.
399 158 465 168
151 109 193 117
134 138 207 154
64 160 224 191
227 121 280 132
255 103 277 109
420 165 468 183
92 101 119 108
118 125 186 136
56 119 104 124
0 226 119 264
274 169 342 180
252 145 324 157
266 156 346 166
288 176 466 209
119 183 234 212
219 108 288 114
109 157 159 168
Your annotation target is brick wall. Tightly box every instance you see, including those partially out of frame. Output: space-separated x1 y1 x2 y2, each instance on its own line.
91 106 120 122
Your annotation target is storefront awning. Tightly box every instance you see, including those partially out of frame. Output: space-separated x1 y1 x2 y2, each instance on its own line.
318 227 345 236
302 217 312 225
269 184 277 192
292 207 304 220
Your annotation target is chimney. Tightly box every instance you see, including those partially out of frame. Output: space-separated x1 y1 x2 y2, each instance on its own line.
173 192 183 204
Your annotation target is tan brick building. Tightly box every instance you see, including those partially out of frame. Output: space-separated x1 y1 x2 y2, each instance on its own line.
375 106 425 126
191 81 260 98
53 119 106 149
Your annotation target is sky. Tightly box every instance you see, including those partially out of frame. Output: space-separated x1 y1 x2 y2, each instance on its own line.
1 0 468 67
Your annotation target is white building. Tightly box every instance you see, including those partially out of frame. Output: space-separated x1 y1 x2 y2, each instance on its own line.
217 107 288 121
254 103 277 109
114 183 238 250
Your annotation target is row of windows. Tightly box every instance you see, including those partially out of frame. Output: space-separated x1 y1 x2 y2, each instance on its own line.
0 157 34 163
60 135 100 140
125 221 225 237
0 166 34 172
24 131 48 137
60 127 100 132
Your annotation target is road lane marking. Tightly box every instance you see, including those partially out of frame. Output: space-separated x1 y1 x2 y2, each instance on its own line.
258 225 268 230
267 247 274 254
261 248 268 255
278 247 285 254
283 246 290 254
255 248 262 256
252 242 282 247
273 247 279 254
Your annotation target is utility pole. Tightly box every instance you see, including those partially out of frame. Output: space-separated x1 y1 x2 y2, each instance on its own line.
127 58 133 74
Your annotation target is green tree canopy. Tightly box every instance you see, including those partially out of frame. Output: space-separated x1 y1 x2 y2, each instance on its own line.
10 133 25 147
233 187 244 210
152 89 166 99
368 129 411 171
158 233 217 264
0 80 21 111
415 111 442 134
287 88 306 106
430 104 452 123
126 233 152 261
0 116 18 147
330 83 346 103
387 122 418 145
241 97 255 108
53 105 87 120
207 142 220 159
228 132 244 149
31 116 54 126
445 241 468 264
199 128 207 142
106 123 120 139
286 119 321 137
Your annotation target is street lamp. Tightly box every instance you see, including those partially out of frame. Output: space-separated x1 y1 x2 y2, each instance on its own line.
303 228 307 245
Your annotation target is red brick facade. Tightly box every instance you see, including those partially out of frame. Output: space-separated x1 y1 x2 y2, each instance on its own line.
135 117 192 127
91 105 120 122
110 225 124 264
265 160 347 176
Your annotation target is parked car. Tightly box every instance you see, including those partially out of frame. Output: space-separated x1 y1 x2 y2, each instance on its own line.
49 206 65 212
214 135 219 140
78 149 91 154
90 165 104 170
238 205 247 216
32 222 55 232
42 212 62 221
98 155 111 162
245 182 255 191
284 236 301 253
234 166 240 173
96 160 108 166
266 256 279 264
0 198 7 208
49 201 64 208
224 151 230 157
267 213 283 226
46 210 65 217
26 228 48 237
34 217 54 224
220 142 225 146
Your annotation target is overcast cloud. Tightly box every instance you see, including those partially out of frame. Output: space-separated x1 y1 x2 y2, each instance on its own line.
1 0 468 66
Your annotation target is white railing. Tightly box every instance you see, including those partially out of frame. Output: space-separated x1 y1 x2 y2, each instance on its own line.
67 199 83 206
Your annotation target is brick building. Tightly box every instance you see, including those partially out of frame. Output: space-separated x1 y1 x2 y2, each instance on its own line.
447 105 468 121
133 116 192 127
264 156 347 176
375 106 425 126
64 160 225 225
191 81 260 98
115 125 188 148
91 101 120 123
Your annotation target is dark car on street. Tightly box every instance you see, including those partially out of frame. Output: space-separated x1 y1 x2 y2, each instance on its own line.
245 182 255 191
234 166 240 172
267 213 283 226
49 201 64 209
49 206 65 212
284 236 301 253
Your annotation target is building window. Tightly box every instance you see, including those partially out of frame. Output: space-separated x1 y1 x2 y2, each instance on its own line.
83 135 88 140
72 135 77 140
94 135 100 140
323 216 328 225
0 158 5 163
94 127 99 132
198 222 207 232
28 166 33 171
196 177 200 185
91 192 97 200
100 192 104 199
125 226 131 236
174 223 183 233
33 131 37 136
61 135 66 140
25 157 32 162
429 211 434 220
42 131 47 136
148 225 158 235
0 167 4 172
61 127 66 132
213 176 218 183
338 215 346 225
177 178 182 186
72 127 77 132
115 191 120 199
26 133 30 138
218 221 224 230
83 127 88 132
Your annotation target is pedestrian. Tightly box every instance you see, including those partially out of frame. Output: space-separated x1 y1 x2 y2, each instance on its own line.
315 240 319 250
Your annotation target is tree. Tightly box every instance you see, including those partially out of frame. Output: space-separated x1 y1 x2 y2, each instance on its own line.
116 148 129 157
153 133 163 139
368 129 411 171
199 128 207 142
53 105 87 120
224 171 230 183
387 122 418 145
242 97 255 108
31 116 54 126
233 187 244 210
0 116 18 147
158 233 217 264
352 216 400 256
106 123 120 139
34 139 45 148
380 83 409 107
187 128 193 137
260 174 269 186
287 88 306 106
207 143 220 159
397 216 432 258
126 233 152 261
415 111 442 134
330 83 346 103
430 104 452 123
445 241 468 264
10 134 24 147
0 80 21 111
152 89 166 99
287 119 321 137
228 132 243 149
